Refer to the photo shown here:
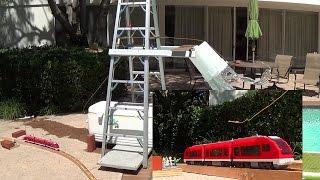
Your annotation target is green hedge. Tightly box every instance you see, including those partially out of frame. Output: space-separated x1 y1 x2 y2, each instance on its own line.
153 90 302 159
0 46 126 115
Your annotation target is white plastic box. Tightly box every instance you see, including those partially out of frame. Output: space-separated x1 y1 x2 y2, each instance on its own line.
86 101 153 146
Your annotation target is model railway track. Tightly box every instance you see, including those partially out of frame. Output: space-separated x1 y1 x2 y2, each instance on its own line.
17 140 97 180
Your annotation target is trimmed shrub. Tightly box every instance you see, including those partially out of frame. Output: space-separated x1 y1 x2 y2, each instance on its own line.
153 90 302 159
0 46 126 115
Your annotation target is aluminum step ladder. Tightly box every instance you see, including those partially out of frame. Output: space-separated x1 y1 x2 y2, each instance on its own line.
99 0 165 170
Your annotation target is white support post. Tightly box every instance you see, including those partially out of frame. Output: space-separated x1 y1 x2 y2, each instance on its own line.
205 6 209 42
282 10 286 55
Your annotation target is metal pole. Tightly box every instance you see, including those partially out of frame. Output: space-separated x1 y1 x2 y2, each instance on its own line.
101 0 122 158
152 0 166 90
101 57 115 157
143 0 151 168
125 2 135 99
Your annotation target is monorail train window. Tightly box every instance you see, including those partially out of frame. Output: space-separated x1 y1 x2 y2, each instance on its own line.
234 147 240 156
211 148 222 157
271 138 292 154
262 144 271 152
190 151 198 157
224 148 229 156
241 145 260 156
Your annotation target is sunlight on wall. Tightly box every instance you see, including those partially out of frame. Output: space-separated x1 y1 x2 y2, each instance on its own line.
0 1 54 48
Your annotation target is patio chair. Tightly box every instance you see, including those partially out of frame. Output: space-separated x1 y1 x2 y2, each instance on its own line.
270 55 294 84
185 59 204 90
294 53 320 97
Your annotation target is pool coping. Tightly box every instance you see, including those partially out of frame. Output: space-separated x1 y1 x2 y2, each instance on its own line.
304 152 320 154
304 172 320 177
303 101 320 107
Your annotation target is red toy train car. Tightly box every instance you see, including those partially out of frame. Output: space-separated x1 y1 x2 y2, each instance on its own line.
23 135 60 151
183 136 294 169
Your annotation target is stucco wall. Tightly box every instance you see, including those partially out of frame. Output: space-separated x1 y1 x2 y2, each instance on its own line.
0 0 55 48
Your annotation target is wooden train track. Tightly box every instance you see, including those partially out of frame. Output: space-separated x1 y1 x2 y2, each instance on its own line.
16 139 97 180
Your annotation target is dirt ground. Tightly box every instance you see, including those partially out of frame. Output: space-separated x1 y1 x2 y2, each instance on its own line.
0 114 127 180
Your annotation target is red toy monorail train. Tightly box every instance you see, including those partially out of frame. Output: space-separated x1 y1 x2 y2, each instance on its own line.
23 135 60 151
183 136 294 169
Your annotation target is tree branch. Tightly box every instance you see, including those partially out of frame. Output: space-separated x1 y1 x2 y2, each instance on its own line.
47 0 76 38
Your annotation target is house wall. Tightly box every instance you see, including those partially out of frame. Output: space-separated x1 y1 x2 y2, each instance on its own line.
0 0 55 48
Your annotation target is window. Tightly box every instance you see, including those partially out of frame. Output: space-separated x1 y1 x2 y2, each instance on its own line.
241 146 260 156
271 138 292 154
211 149 222 157
224 148 229 156
189 151 199 157
262 144 271 152
234 147 240 156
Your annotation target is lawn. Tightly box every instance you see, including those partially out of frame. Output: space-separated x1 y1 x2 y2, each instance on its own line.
304 176 320 180
304 153 320 172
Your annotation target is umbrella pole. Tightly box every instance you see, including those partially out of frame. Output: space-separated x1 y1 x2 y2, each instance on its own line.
252 40 255 63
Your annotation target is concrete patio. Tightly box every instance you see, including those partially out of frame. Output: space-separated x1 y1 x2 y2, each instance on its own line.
149 70 320 103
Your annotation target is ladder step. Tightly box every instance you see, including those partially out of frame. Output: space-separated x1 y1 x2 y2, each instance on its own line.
108 133 143 139
112 102 145 106
133 71 160 75
112 80 145 84
120 2 147 6
117 27 155 31
110 106 144 111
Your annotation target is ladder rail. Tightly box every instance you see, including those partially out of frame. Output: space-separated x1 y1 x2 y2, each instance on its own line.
100 0 165 169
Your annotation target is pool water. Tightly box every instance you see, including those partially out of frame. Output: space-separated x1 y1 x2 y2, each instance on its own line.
303 108 320 153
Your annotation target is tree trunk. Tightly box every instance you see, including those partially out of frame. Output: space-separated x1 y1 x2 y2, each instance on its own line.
47 0 76 38
93 0 111 47
79 0 87 35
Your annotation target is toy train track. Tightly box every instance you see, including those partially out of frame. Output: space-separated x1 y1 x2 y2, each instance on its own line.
17 138 97 180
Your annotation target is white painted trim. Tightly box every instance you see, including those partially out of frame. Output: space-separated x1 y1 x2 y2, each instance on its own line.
184 159 205 163
205 159 231 162
233 158 294 165
158 0 320 12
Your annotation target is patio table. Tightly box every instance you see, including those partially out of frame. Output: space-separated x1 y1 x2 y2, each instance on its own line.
228 60 278 89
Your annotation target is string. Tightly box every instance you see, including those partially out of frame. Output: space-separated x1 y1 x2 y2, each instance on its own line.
228 90 289 124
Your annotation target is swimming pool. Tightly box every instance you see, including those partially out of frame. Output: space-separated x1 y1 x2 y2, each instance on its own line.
303 108 320 153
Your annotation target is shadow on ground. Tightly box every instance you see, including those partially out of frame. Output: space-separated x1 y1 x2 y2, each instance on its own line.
24 119 88 143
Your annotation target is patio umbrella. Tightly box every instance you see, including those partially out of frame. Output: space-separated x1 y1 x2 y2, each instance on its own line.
245 0 262 62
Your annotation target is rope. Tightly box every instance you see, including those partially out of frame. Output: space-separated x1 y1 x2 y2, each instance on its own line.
228 90 289 124
82 78 107 113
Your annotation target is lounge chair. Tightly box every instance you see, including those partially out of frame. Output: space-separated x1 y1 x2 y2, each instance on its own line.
270 55 294 84
185 59 204 90
294 53 320 97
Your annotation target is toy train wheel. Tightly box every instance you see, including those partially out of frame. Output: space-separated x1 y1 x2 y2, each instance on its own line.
258 162 273 169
